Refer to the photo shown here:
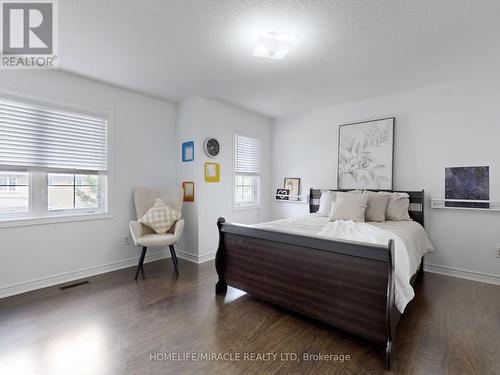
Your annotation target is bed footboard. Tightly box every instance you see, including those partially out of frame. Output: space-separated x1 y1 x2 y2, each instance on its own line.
215 217 396 369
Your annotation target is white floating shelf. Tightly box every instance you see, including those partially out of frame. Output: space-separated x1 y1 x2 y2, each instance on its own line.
431 198 500 212
274 194 308 204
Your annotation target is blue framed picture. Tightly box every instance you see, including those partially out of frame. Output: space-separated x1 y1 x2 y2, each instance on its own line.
182 141 194 162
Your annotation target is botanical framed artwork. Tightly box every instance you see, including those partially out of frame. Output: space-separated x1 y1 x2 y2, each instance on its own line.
275 189 289 200
204 162 220 182
445 166 489 208
337 117 394 190
182 181 195 202
284 178 300 201
182 141 194 162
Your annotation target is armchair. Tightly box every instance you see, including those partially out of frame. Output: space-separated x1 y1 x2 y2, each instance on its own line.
129 187 184 279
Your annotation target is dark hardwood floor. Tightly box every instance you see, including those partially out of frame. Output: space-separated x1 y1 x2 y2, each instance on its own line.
0 259 499 375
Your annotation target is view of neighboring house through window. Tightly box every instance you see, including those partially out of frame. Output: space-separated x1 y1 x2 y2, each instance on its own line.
48 173 101 211
0 171 29 214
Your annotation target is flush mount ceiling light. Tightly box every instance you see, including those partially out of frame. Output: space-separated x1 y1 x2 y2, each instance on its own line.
253 31 293 59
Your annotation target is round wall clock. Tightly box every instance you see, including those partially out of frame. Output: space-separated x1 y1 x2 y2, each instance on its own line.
204 138 220 158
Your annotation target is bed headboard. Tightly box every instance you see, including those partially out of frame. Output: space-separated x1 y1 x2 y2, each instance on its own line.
309 188 425 227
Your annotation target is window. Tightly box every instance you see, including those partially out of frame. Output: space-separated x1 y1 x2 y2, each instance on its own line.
0 97 108 221
234 132 260 208
0 176 17 191
0 171 29 214
48 173 102 211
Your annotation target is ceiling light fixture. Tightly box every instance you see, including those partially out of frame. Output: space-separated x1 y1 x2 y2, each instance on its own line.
253 31 293 59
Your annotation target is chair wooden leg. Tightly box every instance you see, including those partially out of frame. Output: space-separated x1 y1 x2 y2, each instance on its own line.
169 245 179 275
134 246 147 280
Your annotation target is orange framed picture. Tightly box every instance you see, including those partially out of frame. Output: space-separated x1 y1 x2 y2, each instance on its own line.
182 181 194 202
204 162 220 182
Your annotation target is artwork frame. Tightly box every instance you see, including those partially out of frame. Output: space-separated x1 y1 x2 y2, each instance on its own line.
182 141 195 162
284 178 300 201
204 162 220 183
275 189 289 200
337 117 394 190
445 166 489 208
182 181 195 202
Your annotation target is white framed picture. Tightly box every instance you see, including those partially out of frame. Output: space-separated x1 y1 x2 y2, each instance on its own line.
337 117 394 190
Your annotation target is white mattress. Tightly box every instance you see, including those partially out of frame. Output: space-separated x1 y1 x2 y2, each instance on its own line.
254 214 434 312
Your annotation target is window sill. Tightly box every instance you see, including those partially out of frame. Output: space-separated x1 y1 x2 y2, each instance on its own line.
0 212 113 229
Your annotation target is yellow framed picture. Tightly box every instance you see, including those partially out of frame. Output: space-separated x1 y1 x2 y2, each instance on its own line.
204 162 220 182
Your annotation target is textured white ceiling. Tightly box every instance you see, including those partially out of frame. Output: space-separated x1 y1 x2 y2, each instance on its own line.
59 0 500 118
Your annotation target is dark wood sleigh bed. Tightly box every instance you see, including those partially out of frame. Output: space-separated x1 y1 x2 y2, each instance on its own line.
214 189 425 370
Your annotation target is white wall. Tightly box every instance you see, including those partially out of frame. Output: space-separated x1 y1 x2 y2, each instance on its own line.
272 76 500 281
3 69 497 296
176 97 272 261
176 98 201 257
0 70 177 297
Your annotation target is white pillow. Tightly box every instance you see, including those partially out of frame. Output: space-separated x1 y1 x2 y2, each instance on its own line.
317 191 335 216
378 192 411 221
364 192 390 222
329 192 368 222
139 198 181 234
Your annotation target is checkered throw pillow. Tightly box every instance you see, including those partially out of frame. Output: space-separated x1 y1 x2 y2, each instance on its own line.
138 198 181 235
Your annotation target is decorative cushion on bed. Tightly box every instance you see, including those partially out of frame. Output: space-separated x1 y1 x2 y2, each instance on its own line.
138 198 181 234
378 192 411 221
349 190 389 222
364 192 390 222
329 192 368 222
317 191 335 216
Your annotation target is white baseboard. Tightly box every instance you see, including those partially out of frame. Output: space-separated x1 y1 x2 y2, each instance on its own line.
176 249 216 264
198 252 216 263
425 263 500 286
0 250 170 299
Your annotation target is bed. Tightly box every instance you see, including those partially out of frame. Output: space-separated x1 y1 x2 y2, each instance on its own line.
214 189 433 369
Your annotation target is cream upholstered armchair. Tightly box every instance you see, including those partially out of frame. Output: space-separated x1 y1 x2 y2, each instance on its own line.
129 187 184 279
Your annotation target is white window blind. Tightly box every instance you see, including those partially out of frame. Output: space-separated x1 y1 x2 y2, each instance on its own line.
0 98 108 171
234 134 260 174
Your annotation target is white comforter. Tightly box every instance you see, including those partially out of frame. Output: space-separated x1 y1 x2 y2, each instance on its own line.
255 215 434 312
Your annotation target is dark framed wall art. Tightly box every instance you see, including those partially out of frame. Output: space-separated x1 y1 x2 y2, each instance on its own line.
275 189 289 200
445 166 490 208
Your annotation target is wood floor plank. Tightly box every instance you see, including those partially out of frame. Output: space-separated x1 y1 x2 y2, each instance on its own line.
0 259 499 375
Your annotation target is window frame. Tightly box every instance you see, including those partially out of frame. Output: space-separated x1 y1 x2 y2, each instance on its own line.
0 177 17 191
0 176 18 191
233 130 261 210
47 170 105 213
0 168 30 218
0 167 109 227
0 90 113 227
